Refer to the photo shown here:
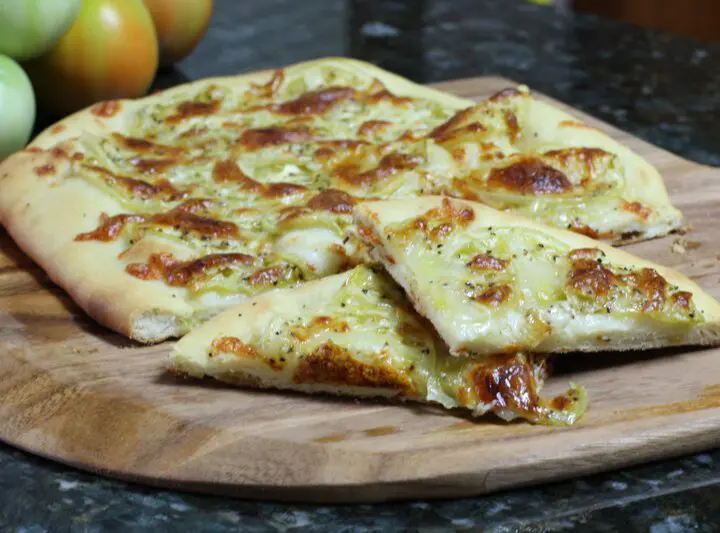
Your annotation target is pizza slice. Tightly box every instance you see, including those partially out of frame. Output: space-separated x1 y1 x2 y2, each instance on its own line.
423 86 684 242
355 197 720 356
169 265 587 425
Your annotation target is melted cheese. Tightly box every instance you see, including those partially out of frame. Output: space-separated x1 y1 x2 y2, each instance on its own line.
171 266 587 425
70 61 676 300
358 198 701 355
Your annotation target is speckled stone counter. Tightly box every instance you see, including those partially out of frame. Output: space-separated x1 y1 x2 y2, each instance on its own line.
6 0 720 531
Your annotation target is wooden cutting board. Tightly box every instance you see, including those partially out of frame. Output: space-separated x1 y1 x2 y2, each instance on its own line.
1 76 719 504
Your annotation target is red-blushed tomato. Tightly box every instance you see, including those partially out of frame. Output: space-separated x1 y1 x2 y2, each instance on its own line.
143 0 213 67
25 0 158 117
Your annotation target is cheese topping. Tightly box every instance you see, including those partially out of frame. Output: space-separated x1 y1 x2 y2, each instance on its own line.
68 62 667 299
184 266 586 425
366 198 701 355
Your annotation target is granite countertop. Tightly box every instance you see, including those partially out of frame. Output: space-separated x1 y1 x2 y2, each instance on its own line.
4 0 720 531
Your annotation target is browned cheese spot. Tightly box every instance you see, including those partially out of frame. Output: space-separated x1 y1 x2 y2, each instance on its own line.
307 189 356 214
126 252 255 286
473 284 512 307
166 99 221 124
238 126 312 150
34 164 55 176
567 256 621 297
622 201 653 220
91 100 122 117
357 120 392 137
488 158 572 194
212 160 264 192
84 164 186 200
629 268 668 312
247 266 284 286
461 354 540 416
468 253 509 272
293 341 413 391
335 152 420 188
75 214 147 242
274 87 356 115
290 316 350 342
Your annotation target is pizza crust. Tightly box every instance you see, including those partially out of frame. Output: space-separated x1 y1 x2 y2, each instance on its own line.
354 196 720 354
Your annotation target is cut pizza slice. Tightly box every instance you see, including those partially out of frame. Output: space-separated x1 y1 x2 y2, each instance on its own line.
169 265 587 425
354 196 720 356
423 86 684 243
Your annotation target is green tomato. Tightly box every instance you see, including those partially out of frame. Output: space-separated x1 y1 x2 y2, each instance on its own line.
0 55 35 160
0 0 82 61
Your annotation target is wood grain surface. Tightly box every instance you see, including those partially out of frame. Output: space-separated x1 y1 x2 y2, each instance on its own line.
0 77 719 503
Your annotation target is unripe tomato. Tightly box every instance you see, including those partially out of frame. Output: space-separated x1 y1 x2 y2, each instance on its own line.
143 0 213 67
0 55 35 159
25 0 159 117
0 0 82 61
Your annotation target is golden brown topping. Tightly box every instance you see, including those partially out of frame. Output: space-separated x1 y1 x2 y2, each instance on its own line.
543 147 610 166
468 254 509 271
568 248 603 261
274 87 356 115
84 164 186 200
365 89 412 105
50 124 65 134
336 152 420 188
149 211 239 239
91 100 122 117
264 182 307 198
247 266 284 286
75 214 146 242
357 120 392 137
72 152 84 161
430 222 453 240
473 284 512 307
429 107 475 140
293 341 412 391
488 87 521 103
291 316 350 342
623 201 652 220
24 147 43 153
357 224 381 246
671 291 693 309
112 134 183 155
462 354 540 415
249 69 284 98
212 160 263 192
488 158 572 194
440 197 475 225
210 336 285 369
34 164 55 176
307 189 355 214
629 268 668 312
238 126 312 150
126 252 254 286
128 157 178 175
567 221 613 240
172 198 215 214
166 99 221 124
504 111 520 144
568 258 620 297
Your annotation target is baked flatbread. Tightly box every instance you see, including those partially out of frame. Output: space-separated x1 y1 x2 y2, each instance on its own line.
170 266 587 425
0 57 682 342
355 197 720 356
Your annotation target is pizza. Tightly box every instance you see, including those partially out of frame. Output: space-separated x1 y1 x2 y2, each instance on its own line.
170 265 587 425
0 57 685 343
355 197 720 356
